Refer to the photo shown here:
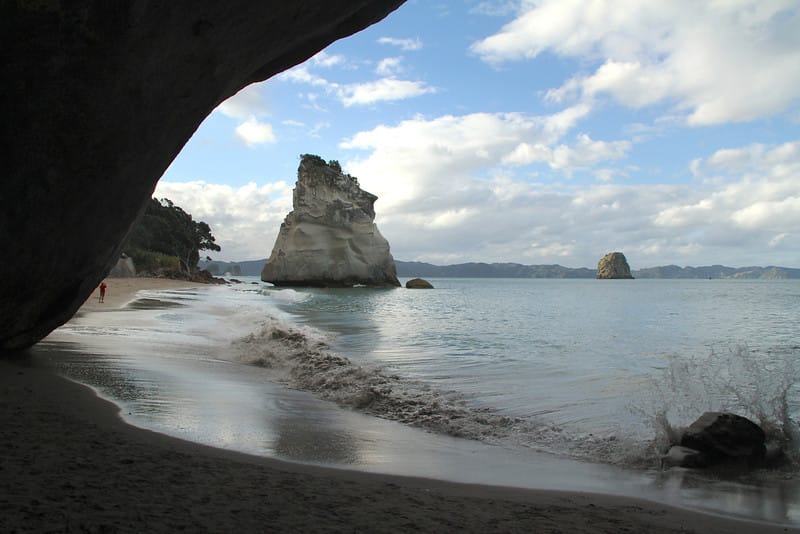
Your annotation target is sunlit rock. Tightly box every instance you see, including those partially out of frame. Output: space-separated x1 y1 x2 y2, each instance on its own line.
262 155 400 288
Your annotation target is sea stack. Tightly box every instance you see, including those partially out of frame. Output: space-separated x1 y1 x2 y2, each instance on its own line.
596 252 634 279
261 155 400 288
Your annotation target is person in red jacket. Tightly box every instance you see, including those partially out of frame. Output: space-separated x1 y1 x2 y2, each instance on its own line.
99 282 107 303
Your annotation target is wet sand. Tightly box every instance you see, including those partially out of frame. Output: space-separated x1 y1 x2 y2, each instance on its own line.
1 278 796 532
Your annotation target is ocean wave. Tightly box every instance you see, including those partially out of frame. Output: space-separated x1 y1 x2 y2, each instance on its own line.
229 318 670 468
231 319 521 441
230 317 800 472
633 345 800 470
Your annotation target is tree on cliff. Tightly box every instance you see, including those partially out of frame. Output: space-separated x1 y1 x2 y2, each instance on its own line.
124 198 220 273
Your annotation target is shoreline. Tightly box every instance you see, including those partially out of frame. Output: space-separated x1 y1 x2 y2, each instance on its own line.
3 278 797 532
81 276 210 311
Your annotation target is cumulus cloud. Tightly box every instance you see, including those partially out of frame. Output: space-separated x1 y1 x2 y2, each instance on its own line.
279 53 435 107
214 83 279 147
235 117 276 147
339 108 800 267
339 79 436 107
377 37 423 51
471 0 800 125
376 57 404 76
152 138 800 267
216 84 269 120
504 133 631 176
153 180 293 261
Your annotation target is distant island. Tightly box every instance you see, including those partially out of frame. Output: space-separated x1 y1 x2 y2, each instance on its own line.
200 259 800 280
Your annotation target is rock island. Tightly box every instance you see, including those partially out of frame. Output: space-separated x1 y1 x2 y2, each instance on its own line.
262 155 400 288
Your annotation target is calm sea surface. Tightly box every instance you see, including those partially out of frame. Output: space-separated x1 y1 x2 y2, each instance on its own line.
36 277 800 523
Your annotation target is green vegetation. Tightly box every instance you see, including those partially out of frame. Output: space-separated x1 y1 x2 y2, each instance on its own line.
124 198 220 273
300 153 342 173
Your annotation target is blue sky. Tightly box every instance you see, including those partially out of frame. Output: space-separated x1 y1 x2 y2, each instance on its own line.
158 0 800 268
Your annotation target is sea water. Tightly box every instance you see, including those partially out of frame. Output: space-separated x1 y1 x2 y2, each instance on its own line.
36 277 800 523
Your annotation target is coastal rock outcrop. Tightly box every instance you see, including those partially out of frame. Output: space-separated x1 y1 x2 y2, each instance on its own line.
596 252 634 279
679 412 766 465
405 278 434 289
1 1 404 351
261 156 400 288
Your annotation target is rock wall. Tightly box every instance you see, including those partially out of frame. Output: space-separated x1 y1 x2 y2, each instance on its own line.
262 156 400 287
596 252 634 279
0 1 404 352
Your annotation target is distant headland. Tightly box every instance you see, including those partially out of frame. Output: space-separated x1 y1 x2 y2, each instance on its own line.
200 258 800 280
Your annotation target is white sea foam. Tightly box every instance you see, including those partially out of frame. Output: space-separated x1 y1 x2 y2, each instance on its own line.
634 345 800 468
230 320 522 441
229 312 800 472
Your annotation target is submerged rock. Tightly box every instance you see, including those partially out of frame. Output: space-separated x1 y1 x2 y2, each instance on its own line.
679 412 766 465
261 155 400 288
405 278 434 289
596 252 634 279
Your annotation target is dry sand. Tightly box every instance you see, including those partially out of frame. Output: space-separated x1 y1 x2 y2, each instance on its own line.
1 277 796 533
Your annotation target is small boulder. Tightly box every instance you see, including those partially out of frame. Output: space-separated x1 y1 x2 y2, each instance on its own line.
680 412 766 465
406 278 434 289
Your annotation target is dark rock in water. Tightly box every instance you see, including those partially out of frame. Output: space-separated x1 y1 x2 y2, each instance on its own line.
262 155 400 288
405 278 434 289
596 252 634 279
661 445 709 469
680 412 766 465
1 1 403 351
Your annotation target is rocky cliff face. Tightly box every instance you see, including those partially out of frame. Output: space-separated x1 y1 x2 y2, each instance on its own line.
596 252 634 279
0 1 404 351
262 156 400 287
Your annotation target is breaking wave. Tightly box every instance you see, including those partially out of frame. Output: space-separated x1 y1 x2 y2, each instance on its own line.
230 312 799 471
633 345 800 470
229 317 677 468
231 318 520 441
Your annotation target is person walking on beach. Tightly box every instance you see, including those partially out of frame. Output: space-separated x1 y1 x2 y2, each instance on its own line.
99 281 107 303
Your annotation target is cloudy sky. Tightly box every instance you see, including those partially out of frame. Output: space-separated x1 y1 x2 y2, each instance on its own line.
158 0 800 269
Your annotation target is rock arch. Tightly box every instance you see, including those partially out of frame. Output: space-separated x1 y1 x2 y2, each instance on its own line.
0 1 404 351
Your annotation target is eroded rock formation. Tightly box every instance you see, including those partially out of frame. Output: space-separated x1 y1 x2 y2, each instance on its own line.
262 156 400 288
596 252 634 279
1 1 404 351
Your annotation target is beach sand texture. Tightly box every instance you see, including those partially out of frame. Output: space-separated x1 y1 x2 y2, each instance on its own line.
2 278 796 533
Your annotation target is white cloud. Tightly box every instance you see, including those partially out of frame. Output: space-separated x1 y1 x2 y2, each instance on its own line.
504 132 631 175
471 0 800 125
339 109 800 267
235 117 276 147
153 181 293 261
376 57 404 77
216 83 269 120
339 79 436 107
153 138 800 267
279 56 435 107
469 1 519 17
377 37 423 51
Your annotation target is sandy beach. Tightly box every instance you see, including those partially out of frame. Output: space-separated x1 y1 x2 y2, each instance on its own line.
2 277 796 533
